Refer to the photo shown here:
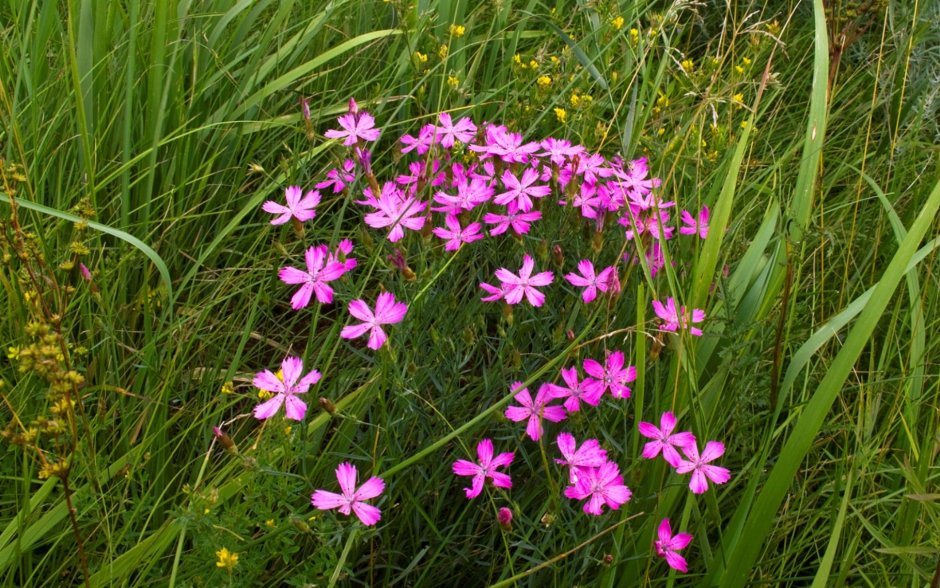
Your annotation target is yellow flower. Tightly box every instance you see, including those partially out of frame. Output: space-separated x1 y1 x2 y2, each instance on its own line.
581 94 593 104
732 93 744 105
265 519 275 528
554 107 567 123
220 381 234 395
766 20 781 36
550 55 560 66
680 59 694 73
438 44 449 59
215 547 239 571
513 53 522 66
570 93 581 107
536 75 551 88
740 120 749 129
414 51 428 63
528 59 538 69
656 93 669 109
629 28 639 46
283 425 292 435
657 127 665 136
742 57 752 66
258 389 274 400
734 65 744 74
449 24 465 38
611 16 625 30
447 75 459 89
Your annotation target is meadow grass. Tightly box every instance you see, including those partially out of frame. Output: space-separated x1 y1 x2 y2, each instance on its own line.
1 0 938 586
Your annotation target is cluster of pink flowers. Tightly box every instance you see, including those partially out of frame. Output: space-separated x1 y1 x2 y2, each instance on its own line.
638 412 731 494
244 101 731 565
501 351 637 442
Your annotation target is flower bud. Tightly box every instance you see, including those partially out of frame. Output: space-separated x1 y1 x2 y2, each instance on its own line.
497 507 513 531
318 396 336 415
213 426 237 453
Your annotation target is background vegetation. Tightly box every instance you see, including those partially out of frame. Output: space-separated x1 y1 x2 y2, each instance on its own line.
1 0 938 586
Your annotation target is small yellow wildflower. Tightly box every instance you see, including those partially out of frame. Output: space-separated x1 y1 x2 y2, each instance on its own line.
447 75 460 89
740 120 749 129
220 381 234 395
611 16 625 30
258 389 274 400
680 59 694 73
657 127 665 137
629 28 639 46
742 57 752 66
449 24 465 38
550 55 560 66
414 51 428 63
528 59 538 69
513 53 522 66
656 93 669 109
581 94 593 104
215 547 239 571
438 44 449 59
570 93 581 107
554 107 567 123
732 93 744 105
767 20 781 36
283 425 292 435
536 75 551 88
734 65 744 75
265 519 275 528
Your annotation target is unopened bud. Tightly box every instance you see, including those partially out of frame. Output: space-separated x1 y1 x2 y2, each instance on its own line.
213 426 237 452
497 507 513 531
551 244 564 268
318 397 336 415
348 97 359 114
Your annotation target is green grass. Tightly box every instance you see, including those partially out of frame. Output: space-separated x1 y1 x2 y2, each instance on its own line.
1 0 939 586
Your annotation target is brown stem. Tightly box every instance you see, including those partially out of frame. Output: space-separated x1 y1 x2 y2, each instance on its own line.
61 474 91 588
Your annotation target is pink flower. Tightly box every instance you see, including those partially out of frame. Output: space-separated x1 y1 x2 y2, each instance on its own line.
316 160 356 193
494 168 551 212
637 412 696 468
400 124 435 155
434 112 477 148
362 183 427 242
452 438 515 499
252 356 321 421
546 366 604 412
278 245 348 309
583 351 636 399
432 215 484 251
311 462 385 526
563 461 632 515
79 262 93 281
655 518 693 573
327 239 357 274
340 292 408 350
554 432 608 484
539 137 585 166
262 186 321 225
652 298 706 337
675 441 731 494
564 260 618 303
324 110 381 146
679 206 709 239
433 177 493 213
482 201 542 236
504 382 567 441
493 254 554 307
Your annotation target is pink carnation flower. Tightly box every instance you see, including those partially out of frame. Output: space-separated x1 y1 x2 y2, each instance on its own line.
279 245 348 309
504 382 567 441
340 292 408 350
554 432 608 484
655 518 693 573
583 351 636 400
324 110 380 146
675 441 731 494
493 254 554 307
452 438 515 499
679 206 709 239
563 461 632 515
262 186 321 225
564 260 618 303
252 356 321 421
652 298 706 336
637 412 696 468
311 462 384 526
432 215 484 251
